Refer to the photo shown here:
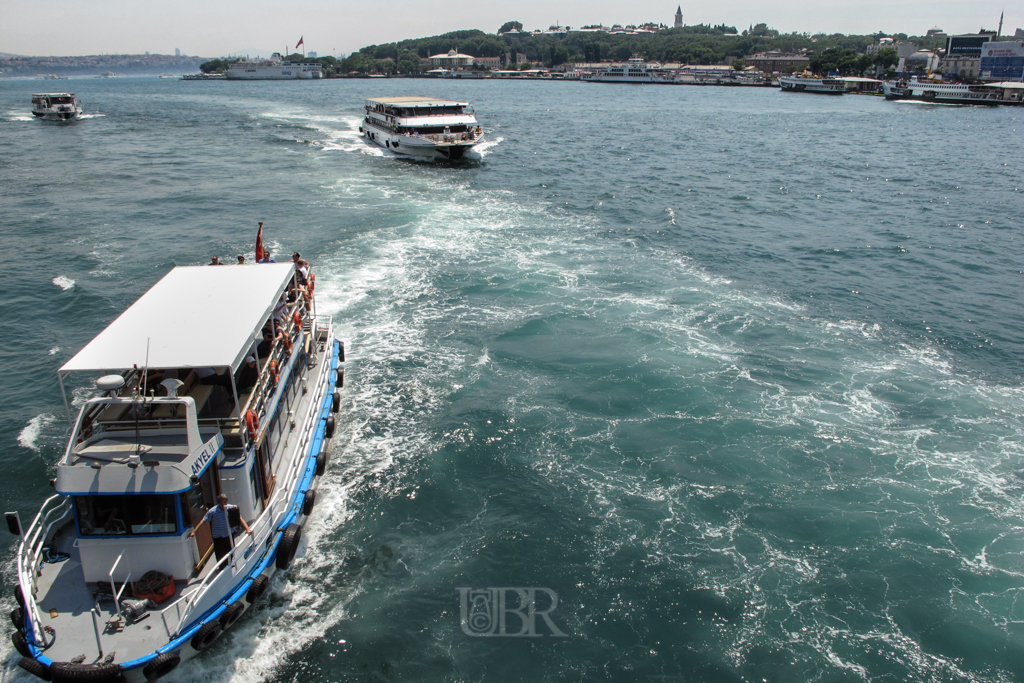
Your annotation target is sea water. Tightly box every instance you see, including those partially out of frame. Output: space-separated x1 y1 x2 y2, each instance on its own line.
1 76 1023 682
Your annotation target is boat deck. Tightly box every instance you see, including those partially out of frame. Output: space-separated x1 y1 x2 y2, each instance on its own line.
34 521 225 664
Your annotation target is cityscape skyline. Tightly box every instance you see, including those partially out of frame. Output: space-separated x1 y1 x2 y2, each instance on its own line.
0 0 1017 58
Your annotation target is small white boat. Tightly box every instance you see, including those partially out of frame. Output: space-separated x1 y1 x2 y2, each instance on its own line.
361 96 485 161
31 93 83 121
778 75 845 94
9 261 345 682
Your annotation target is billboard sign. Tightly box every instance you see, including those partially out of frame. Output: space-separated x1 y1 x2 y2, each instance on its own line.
980 41 1024 81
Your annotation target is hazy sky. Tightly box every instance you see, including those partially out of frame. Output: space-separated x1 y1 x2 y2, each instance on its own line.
1 0 1016 57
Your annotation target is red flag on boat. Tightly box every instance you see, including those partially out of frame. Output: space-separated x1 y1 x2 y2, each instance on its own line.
295 36 304 49
255 222 266 262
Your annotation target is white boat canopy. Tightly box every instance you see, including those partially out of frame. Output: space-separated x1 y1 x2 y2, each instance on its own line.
60 264 296 375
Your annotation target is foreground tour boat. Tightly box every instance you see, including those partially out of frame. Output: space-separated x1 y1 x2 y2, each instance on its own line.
9 262 344 682
360 96 484 161
31 93 83 121
778 75 845 94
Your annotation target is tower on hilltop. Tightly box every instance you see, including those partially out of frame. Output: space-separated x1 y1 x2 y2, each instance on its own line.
675 5 683 28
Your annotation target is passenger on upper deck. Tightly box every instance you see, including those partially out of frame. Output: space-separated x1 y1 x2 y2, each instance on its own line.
209 256 223 265
259 251 276 263
235 355 259 393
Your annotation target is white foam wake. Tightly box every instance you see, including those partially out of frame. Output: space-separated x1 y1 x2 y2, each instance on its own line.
52 276 75 291
18 414 55 451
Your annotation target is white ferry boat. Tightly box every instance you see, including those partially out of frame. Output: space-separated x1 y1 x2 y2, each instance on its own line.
31 93 83 121
360 96 484 161
581 57 676 84
778 75 845 94
224 53 322 80
9 261 344 682
881 78 1004 105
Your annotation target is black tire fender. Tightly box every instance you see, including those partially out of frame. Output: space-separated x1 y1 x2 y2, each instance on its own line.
338 342 345 363
336 369 344 388
10 607 24 629
12 629 31 657
189 620 222 652
48 662 124 682
332 390 341 413
325 416 336 440
18 657 50 681
316 448 328 476
276 523 302 570
219 601 245 631
14 585 25 607
246 574 269 604
142 652 180 681
302 489 316 515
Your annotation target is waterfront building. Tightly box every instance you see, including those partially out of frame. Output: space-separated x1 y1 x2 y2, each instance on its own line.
427 49 475 68
941 32 996 80
866 37 894 55
742 51 810 74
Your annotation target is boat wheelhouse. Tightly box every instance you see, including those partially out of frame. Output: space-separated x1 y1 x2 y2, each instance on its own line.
10 263 344 682
360 96 484 161
31 93 83 121
778 75 845 94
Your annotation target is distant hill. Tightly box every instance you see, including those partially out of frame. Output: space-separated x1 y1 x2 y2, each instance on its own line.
0 53 207 77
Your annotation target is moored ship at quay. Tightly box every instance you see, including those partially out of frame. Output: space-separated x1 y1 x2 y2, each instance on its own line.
224 53 322 80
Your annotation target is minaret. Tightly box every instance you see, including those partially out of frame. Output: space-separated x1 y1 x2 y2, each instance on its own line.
674 5 683 29
997 11 1003 38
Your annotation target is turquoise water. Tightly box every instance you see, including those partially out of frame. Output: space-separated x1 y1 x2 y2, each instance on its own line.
1 77 1023 682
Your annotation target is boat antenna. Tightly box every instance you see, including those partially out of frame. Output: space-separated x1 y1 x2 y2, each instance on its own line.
136 338 150 455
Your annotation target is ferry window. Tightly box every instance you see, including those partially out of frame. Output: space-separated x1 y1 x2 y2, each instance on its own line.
76 494 178 536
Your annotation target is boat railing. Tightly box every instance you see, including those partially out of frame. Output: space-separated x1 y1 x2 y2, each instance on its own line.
16 494 73 646
168 315 333 636
239 282 312 451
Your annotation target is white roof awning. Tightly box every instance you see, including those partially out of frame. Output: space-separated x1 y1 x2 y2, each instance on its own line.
61 264 296 375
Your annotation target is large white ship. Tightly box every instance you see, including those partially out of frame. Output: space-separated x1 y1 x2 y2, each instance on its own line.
224 53 322 80
881 78 1011 105
360 96 484 161
581 57 676 84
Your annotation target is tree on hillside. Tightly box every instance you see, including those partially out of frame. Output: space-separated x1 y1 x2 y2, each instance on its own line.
873 48 898 71
499 21 523 33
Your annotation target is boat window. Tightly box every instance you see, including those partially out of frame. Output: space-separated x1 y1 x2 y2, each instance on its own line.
76 494 178 536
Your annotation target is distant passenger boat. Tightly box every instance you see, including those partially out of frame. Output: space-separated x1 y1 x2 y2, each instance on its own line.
778 75 845 94
581 57 676 84
881 78 1009 105
360 96 485 161
31 93 83 121
224 53 322 80
9 263 344 682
